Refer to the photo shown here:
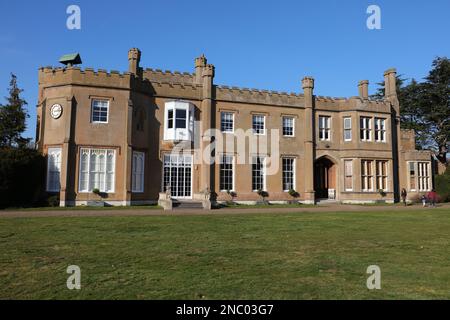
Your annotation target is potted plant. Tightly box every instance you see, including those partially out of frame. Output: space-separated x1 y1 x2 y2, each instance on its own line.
257 189 269 205
226 190 237 206
377 188 387 203
89 188 105 207
288 189 300 204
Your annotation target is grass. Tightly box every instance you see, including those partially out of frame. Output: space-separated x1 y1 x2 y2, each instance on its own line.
0 208 449 299
2 205 162 211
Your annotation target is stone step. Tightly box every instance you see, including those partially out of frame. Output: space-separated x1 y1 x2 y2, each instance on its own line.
173 201 204 209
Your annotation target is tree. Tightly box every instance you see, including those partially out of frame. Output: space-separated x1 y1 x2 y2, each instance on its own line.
421 57 450 163
371 57 450 161
0 73 30 148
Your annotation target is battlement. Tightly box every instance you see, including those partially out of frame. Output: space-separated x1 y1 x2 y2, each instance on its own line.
143 68 195 84
39 66 133 90
216 85 305 107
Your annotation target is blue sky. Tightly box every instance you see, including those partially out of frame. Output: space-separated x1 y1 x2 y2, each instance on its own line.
0 0 449 139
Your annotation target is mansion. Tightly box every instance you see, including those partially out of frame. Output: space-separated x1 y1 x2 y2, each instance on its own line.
36 48 433 207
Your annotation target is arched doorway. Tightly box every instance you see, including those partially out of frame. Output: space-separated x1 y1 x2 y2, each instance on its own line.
314 157 337 200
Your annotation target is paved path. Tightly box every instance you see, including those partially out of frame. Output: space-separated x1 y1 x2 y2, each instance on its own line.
1 203 449 218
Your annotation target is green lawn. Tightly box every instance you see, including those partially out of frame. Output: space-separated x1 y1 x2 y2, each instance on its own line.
1 208 449 299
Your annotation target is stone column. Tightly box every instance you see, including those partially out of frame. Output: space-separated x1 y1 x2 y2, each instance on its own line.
59 96 74 207
200 63 215 195
302 77 316 204
124 99 133 206
384 68 401 202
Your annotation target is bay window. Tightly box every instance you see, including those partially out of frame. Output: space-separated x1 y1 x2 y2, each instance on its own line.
79 148 115 193
164 101 194 141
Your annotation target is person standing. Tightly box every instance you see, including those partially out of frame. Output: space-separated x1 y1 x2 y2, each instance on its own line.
421 194 427 207
401 188 407 206
427 189 438 208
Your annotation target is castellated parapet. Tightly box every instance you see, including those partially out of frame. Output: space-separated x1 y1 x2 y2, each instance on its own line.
38 50 394 111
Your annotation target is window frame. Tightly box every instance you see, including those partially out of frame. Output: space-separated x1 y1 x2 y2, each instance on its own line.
360 117 372 141
376 160 388 191
91 99 110 124
343 117 352 142
361 160 374 192
318 115 331 141
132 151 145 193
220 112 235 133
344 159 353 191
78 148 116 193
282 157 296 192
252 156 266 191
219 154 235 192
46 147 62 192
282 116 295 137
417 161 431 192
252 114 266 136
374 118 387 143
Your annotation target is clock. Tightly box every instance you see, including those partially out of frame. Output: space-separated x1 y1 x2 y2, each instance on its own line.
50 104 63 119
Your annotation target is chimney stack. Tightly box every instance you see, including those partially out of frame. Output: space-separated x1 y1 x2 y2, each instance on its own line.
128 48 141 75
195 54 207 83
358 80 369 100
383 68 397 99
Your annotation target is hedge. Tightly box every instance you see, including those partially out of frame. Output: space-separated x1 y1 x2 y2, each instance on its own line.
0 147 46 208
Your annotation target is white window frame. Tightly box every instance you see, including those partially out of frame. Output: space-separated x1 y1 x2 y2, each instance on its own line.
46 147 62 192
360 117 372 141
132 151 145 193
91 99 109 123
375 118 387 142
408 161 417 191
376 160 388 191
162 154 193 199
252 115 266 135
361 160 374 192
163 101 194 141
78 148 116 193
318 116 331 141
418 162 431 192
343 117 352 142
282 157 296 192
282 116 295 137
220 112 234 133
344 159 353 191
219 154 235 192
252 156 266 191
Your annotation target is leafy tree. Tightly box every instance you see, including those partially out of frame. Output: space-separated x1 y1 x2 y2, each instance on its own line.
0 73 30 148
421 57 450 163
371 57 450 162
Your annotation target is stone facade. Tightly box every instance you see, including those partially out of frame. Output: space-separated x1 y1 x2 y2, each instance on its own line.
36 48 434 206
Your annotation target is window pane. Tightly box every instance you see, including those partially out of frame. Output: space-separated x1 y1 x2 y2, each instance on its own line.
252 115 265 134
221 112 234 132
282 158 295 191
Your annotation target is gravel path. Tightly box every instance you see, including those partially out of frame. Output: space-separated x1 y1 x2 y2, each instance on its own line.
1 203 448 218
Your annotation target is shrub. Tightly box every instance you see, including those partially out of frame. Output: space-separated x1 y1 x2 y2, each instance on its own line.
0 147 46 208
46 194 60 207
288 189 299 198
435 166 450 202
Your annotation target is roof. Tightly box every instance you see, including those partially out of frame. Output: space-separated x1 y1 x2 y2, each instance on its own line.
59 53 82 65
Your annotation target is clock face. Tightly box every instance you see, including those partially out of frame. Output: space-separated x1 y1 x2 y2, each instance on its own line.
50 104 62 119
